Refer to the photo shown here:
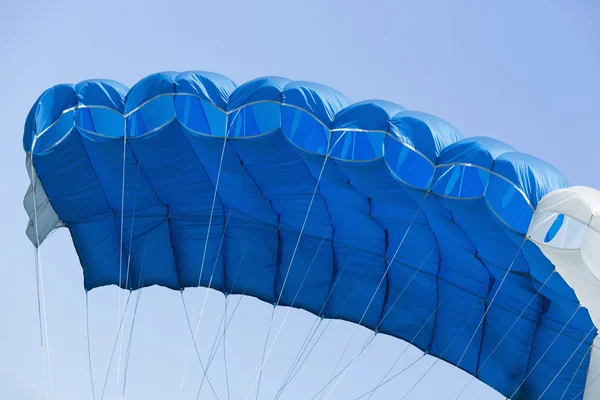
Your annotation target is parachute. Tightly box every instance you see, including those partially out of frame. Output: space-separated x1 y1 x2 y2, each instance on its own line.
23 71 600 399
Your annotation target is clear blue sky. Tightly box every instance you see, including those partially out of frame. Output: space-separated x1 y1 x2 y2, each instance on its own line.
1 1 599 399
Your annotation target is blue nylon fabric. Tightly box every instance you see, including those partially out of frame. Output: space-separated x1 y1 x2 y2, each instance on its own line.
24 71 596 399
228 77 290 110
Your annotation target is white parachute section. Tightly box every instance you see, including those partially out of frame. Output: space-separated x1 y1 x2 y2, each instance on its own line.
24 154 64 247
528 186 600 400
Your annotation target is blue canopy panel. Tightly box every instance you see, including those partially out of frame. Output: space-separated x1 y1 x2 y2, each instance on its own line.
23 71 596 400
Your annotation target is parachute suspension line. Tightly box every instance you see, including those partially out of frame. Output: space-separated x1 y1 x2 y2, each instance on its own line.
29 155 44 346
124 164 140 292
39 264 54 394
357 304 476 400
260 216 336 399
559 345 593 400
181 165 244 396
455 238 528 370
273 317 324 398
282 300 355 394
455 270 557 399
255 305 277 400
537 317 599 400
328 268 447 400
195 231 280 396
355 355 426 400
181 296 227 398
396 307 481 400
186 198 235 366
375 243 438 331
100 292 133 400
195 113 230 289
117 164 140 398
179 291 221 400
183 127 231 395
364 280 448 400
243 153 331 400
116 129 127 397
572 360 600 400
316 193 431 400
312 333 378 400
509 305 582 398
33 248 51 400
315 241 441 400
275 247 362 400
348 244 442 399
29 151 53 396
85 292 96 400
122 233 152 398
121 289 142 397
223 296 231 400
319 330 369 400
278 286 365 400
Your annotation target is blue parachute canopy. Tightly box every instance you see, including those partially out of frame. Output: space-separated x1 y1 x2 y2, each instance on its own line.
24 71 596 399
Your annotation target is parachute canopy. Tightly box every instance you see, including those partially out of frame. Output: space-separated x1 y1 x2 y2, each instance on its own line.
23 71 600 399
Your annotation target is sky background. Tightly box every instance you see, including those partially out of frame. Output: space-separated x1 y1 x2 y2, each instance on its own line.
1 1 599 399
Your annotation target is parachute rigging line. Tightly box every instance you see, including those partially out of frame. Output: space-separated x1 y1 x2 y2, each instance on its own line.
365 247 448 400
243 151 331 400
456 238 528 369
455 270 557 399
223 296 231 400
316 192 431 399
537 316 599 400
85 292 96 400
275 246 363 400
356 354 427 400
183 124 232 394
560 346 593 400
326 276 451 400
30 149 53 397
121 175 146 398
572 363 600 399
510 305 582 398
399 238 529 400
116 126 127 397
181 163 247 396
100 291 132 400
254 305 276 400
118 163 140 398
356 300 479 399
179 291 221 400
195 230 281 396
185 197 233 391
121 289 143 397
397 306 481 400
274 317 324 398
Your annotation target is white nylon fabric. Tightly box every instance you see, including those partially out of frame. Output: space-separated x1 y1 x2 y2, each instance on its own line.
529 186 600 400
24 154 64 247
